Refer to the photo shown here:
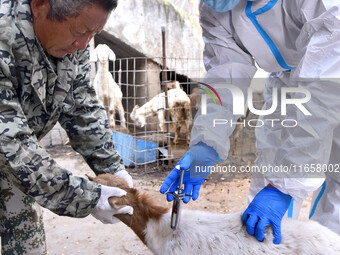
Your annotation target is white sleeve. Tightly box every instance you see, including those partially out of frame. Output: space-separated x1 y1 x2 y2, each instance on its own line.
190 2 257 159
266 1 340 200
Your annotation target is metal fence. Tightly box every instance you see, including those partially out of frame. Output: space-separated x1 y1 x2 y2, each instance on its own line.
42 56 264 170
111 56 204 168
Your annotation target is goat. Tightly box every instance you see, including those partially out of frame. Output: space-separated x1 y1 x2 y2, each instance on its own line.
189 87 201 111
88 173 340 255
130 88 191 144
90 44 126 130
190 87 249 156
164 80 183 90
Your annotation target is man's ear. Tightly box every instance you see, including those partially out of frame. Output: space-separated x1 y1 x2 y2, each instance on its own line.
31 0 50 19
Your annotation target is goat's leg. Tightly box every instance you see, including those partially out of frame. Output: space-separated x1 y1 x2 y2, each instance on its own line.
231 124 242 156
158 110 166 132
174 122 181 144
109 107 116 129
117 102 127 130
185 103 192 145
171 109 181 144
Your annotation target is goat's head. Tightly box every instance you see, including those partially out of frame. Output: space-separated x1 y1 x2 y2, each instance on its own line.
90 44 116 64
87 173 133 210
166 80 182 90
87 173 169 244
130 105 146 127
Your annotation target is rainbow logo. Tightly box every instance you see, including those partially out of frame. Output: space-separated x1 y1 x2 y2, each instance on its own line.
198 82 223 106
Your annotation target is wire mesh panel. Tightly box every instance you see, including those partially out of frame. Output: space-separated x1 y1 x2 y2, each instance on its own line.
108 56 264 170
41 55 264 172
110 57 205 168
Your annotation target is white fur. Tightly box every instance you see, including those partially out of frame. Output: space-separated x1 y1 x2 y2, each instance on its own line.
130 88 191 144
90 44 126 130
144 210 340 255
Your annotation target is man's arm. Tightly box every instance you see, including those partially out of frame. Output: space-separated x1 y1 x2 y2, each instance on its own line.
59 47 125 176
160 2 258 202
243 0 340 244
0 46 101 217
263 0 340 201
190 1 257 160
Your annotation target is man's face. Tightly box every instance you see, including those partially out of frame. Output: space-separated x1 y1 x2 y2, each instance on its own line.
31 0 109 58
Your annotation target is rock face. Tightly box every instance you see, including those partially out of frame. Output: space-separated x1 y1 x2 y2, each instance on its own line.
99 0 205 77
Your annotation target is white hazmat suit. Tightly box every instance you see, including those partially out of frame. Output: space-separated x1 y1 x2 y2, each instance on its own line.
192 0 340 234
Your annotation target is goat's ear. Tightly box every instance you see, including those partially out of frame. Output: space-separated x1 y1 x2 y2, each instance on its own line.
132 105 140 112
108 49 116 62
85 174 95 181
108 196 130 209
89 49 98 62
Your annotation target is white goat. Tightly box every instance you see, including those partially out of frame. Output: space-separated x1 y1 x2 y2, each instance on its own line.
90 44 126 130
89 174 340 255
130 88 191 144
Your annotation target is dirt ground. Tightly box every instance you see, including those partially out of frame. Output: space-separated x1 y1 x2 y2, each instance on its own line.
42 145 312 255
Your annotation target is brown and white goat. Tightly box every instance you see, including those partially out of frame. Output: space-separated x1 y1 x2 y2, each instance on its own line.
130 88 191 144
90 44 126 130
89 173 340 255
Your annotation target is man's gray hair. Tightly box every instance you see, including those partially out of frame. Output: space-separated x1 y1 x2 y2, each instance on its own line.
47 0 118 21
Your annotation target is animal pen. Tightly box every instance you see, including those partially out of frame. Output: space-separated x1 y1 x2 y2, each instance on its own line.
107 56 262 170
111 56 200 167
41 54 263 171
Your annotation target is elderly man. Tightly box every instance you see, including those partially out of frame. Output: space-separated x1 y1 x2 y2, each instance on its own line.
0 0 133 254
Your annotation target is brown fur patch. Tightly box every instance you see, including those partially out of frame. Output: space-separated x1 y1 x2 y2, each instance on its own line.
87 173 169 244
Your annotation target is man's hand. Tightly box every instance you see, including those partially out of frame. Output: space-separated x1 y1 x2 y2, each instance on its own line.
241 186 292 244
91 184 133 224
114 170 133 187
160 142 218 203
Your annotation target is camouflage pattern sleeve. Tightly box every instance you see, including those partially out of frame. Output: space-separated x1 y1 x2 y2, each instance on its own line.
59 48 126 175
0 44 101 218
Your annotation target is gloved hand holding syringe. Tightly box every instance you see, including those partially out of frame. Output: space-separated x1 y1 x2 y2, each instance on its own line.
166 165 188 230
160 142 219 229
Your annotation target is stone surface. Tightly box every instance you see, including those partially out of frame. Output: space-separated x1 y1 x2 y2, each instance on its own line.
100 0 205 78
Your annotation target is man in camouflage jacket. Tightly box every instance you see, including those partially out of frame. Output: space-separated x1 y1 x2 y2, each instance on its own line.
0 0 133 254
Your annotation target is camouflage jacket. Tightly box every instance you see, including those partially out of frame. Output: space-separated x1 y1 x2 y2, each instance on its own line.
0 0 125 217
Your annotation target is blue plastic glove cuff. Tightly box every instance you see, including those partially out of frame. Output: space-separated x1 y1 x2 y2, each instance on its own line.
189 142 218 179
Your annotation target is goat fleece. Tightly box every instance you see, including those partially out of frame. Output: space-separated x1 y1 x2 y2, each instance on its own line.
90 44 126 130
130 88 191 144
89 174 340 255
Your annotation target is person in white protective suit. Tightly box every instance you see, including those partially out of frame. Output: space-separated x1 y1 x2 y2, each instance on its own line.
160 0 340 245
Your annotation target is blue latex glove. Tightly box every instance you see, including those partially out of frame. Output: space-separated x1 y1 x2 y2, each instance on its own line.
241 187 292 244
160 142 218 203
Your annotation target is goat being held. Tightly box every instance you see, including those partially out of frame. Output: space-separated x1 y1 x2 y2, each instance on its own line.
130 88 191 144
90 44 126 130
89 173 340 255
